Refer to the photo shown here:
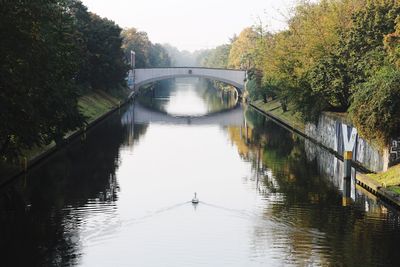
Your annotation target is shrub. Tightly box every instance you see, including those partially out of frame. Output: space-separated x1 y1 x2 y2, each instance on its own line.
349 66 400 145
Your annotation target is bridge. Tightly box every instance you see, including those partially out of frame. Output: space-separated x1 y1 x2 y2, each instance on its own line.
128 67 247 95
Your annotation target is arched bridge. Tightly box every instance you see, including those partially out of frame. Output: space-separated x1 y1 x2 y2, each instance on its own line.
131 67 247 93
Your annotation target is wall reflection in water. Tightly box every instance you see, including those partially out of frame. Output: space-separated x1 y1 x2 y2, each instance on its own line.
228 107 400 266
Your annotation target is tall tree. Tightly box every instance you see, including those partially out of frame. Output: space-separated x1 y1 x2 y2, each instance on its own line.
0 0 84 159
228 27 259 69
307 0 400 113
86 14 128 91
198 44 231 68
149 43 171 67
121 28 152 68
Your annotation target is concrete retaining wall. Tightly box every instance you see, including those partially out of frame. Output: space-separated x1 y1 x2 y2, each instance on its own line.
305 112 390 172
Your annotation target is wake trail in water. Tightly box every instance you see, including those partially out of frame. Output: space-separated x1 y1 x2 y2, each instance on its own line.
124 201 191 226
200 201 327 239
198 201 259 219
79 199 325 248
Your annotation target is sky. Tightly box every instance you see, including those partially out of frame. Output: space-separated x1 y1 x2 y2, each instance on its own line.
81 0 300 52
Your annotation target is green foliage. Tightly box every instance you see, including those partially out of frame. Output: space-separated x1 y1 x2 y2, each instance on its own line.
228 27 259 69
122 28 171 68
289 82 331 123
222 0 400 143
245 69 264 101
246 78 259 101
69 1 129 91
85 14 128 91
384 17 400 68
312 0 399 101
0 0 130 160
349 66 400 145
149 43 171 67
301 0 400 125
121 28 151 68
307 53 351 111
0 0 84 159
197 44 231 68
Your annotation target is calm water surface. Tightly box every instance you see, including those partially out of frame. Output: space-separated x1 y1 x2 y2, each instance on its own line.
1 79 400 266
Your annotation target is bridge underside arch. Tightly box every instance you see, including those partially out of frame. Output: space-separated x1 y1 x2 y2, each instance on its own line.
135 74 244 94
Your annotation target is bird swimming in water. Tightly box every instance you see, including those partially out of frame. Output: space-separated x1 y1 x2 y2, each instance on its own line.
192 192 199 204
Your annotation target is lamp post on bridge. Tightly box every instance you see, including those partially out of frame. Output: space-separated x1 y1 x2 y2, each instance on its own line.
130 51 135 69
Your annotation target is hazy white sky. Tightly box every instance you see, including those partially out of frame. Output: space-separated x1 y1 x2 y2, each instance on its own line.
82 0 299 51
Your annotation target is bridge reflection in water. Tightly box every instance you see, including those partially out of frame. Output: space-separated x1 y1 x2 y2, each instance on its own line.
121 102 245 126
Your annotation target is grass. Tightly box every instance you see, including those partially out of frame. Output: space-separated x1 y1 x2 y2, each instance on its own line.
368 164 400 195
78 90 123 122
0 90 127 183
388 186 400 195
252 99 306 132
368 164 400 190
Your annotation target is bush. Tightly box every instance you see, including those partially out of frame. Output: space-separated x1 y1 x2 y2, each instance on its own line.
349 66 400 145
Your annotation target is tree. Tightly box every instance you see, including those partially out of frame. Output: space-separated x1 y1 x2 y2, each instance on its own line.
197 44 231 68
228 27 259 69
121 28 152 68
68 1 128 92
68 0 92 89
349 66 400 145
149 43 171 67
307 53 352 111
86 14 128 91
384 17 400 69
278 0 400 134
0 0 84 159
122 28 171 68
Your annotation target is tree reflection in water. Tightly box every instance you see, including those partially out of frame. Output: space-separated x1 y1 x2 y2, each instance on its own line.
0 106 147 266
228 107 400 266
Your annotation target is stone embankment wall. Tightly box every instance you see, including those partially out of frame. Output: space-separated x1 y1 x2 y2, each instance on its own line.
305 112 399 173
390 138 400 167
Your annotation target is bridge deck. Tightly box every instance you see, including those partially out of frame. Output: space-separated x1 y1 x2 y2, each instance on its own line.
133 67 247 91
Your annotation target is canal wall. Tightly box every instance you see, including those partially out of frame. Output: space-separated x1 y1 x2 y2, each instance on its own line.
251 102 400 207
304 138 400 208
305 112 400 173
250 103 399 173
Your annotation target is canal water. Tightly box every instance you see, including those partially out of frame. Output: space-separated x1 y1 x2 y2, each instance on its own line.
1 78 400 266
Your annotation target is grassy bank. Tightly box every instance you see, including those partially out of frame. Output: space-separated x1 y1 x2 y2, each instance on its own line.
79 90 125 123
0 90 128 183
368 165 400 194
252 99 305 132
19 91 126 163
